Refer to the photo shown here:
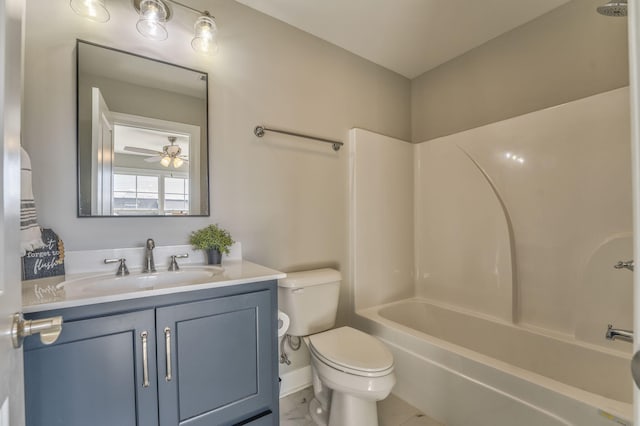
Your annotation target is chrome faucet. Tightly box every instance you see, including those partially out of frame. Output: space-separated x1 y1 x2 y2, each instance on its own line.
142 239 156 273
606 324 633 343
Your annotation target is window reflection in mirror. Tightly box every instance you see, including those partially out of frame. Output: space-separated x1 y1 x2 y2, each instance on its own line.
76 40 209 217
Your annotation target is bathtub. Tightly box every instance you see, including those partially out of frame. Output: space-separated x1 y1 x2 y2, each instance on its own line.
356 298 633 426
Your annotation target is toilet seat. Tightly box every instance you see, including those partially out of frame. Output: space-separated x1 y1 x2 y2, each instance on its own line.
308 327 394 378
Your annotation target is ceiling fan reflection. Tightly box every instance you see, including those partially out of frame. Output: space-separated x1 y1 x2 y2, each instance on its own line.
124 136 189 168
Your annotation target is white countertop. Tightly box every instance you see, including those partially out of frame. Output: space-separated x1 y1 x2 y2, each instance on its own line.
23 260 286 313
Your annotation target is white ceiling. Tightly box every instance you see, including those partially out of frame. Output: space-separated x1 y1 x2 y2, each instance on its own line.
114 125 190 156
235 0 571 79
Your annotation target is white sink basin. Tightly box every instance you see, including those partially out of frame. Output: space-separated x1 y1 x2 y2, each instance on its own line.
57 266 224 296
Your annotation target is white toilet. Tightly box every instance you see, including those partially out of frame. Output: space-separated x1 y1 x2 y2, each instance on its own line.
278 269 395 426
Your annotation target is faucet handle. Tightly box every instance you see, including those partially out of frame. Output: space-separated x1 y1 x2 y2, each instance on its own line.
104 258 129 276
614 260 634 271
168 254 189 271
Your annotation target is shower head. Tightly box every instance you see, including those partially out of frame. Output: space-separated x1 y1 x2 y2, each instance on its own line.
596 0 627 17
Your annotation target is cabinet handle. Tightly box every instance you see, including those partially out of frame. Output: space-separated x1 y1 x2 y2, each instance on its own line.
164 327 172 382
141 331 149 388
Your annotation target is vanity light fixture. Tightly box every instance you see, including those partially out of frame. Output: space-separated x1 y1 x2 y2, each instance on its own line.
134 0 219 54
69 0 110 23
136 0 169 41
71 0 219 55
191 12 219 55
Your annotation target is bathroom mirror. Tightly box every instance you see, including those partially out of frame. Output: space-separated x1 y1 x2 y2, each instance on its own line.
76 40 209 217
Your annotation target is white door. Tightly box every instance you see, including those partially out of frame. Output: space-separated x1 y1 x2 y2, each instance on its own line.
630 1 640 424
91 87 114 215
0 0 26 425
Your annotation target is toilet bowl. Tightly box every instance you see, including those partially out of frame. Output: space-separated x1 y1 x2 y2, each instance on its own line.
278 268 395 426
307 327 395 426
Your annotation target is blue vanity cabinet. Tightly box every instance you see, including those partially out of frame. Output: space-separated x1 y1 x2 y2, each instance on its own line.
156 290 273 426
24 309 159 426
24 280 279 426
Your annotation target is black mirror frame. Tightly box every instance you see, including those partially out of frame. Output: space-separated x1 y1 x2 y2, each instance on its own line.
75 39 211 218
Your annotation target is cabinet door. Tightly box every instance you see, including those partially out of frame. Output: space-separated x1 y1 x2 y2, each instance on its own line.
157 290 274 426
24 310 158 426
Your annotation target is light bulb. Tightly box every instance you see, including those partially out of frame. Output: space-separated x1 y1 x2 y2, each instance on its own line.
191 14 219 54
70 0 110 23
173 157 184 168
160 156 171 167
136 0 168 41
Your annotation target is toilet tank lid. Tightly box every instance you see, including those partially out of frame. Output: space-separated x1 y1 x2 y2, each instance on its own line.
278 268 341 288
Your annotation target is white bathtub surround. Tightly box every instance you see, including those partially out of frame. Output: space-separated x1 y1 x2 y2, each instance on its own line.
350 90 633 426
414 87 631 336
349 129 414 311
351 88 633 348
357 299 632 426
414 139 514 322
575 233 633 348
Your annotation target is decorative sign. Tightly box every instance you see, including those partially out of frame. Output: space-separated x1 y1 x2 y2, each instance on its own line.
22 228 65 281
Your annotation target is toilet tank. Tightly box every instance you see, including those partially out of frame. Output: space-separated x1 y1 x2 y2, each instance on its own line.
278 268 341 336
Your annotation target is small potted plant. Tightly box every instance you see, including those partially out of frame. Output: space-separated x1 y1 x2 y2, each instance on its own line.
190 224 234 265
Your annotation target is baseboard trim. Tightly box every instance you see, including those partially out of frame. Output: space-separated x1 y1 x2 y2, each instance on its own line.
279 366 312 398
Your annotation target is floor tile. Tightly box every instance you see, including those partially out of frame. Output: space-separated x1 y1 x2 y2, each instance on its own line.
378 394 424 426
280 387 444 426
378 394 443 426
400 414 444 426
280 387 316 426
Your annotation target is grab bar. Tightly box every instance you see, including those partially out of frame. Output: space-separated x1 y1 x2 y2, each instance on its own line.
606 324 633 343
254 125 343 152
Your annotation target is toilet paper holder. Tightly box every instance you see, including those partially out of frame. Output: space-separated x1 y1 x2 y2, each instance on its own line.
277 309 290 338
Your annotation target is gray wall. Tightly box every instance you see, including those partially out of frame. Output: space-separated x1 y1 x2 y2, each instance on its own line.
411 0 629 142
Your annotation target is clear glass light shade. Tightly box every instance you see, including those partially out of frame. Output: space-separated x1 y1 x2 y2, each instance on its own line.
136 0 168 41
172 157 184 168
160 156 171 167
70 0 110 23
191 15 219 54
